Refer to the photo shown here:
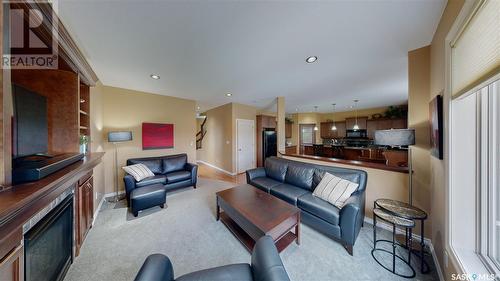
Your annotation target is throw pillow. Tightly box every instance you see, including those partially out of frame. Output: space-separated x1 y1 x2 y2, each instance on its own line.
122 164 155 182
312 172 359 209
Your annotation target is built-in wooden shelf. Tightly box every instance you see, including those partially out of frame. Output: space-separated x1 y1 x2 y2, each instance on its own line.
79 126 88 130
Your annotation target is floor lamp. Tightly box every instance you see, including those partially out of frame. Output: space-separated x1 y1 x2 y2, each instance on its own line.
107 131 133 203
374 129 416 205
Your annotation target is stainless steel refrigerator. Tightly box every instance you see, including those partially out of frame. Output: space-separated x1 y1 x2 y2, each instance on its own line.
263 129 277 161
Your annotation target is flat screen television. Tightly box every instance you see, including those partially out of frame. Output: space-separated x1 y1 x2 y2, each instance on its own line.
12 84 49 159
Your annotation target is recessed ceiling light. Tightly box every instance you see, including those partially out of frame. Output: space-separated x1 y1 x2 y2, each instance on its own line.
226 93 232 97
306 56 318 63
150 74 160 80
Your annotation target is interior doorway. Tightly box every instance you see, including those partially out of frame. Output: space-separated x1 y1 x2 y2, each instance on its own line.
299 124 316 154
236 119 256 174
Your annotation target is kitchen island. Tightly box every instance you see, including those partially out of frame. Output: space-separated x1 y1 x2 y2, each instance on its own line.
296 144 408 173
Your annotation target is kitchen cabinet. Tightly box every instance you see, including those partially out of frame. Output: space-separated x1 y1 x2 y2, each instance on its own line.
346 117 368 130
257 115 276 129
367 120 378 139
343 148 363 161
320 122 333 139
366 118 408 139
285 122 292 138
76 172 94 256
303 145 314 156
285 145 297 154
320 121 346 139
334 122 346 138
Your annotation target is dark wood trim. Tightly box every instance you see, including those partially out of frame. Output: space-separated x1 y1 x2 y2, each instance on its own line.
9 2 98 85
283 153 409 173
0 153 104 238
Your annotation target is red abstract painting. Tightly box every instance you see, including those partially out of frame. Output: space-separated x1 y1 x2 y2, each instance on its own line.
142 123 174 150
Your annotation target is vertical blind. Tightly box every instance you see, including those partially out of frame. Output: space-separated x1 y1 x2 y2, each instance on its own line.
451 0 500 97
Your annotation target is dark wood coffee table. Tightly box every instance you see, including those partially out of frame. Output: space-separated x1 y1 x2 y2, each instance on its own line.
216 184 300 253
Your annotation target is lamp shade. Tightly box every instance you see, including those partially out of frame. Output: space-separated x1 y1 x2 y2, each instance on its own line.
108 131 132 143
374 129 415 147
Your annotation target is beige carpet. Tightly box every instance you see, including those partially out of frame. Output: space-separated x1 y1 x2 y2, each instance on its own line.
64 178 438 281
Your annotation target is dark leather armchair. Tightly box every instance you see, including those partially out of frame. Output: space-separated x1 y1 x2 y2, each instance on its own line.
134 236 290 281
124 154 198 206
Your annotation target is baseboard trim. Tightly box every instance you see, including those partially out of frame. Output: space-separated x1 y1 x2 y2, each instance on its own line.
92 196 105 226
196 160 236 176
364 216 443 281
104 190 126 198
92 191 127 226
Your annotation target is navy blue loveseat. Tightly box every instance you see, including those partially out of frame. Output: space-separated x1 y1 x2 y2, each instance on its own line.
246 157 367 255
123 154 198 206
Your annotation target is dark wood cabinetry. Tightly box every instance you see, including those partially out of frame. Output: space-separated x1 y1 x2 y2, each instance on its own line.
366 118 408 139
76 172 94 256
303 145 314 156
0 244 23 281
346 117 368 130
285 122 292 138
320 121 346 139
320 122 332 139
285 146 297 154
258 115 276 129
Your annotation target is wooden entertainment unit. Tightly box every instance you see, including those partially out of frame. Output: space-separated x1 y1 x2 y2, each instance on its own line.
0 2 102 280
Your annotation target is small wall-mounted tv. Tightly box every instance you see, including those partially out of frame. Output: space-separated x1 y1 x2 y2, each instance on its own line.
12 84 49 159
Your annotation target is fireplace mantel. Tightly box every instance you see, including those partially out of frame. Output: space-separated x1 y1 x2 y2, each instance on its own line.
0 153 104 260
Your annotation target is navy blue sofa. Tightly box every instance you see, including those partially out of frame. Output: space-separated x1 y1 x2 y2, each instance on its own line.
246 157 367 255
134 235 290 281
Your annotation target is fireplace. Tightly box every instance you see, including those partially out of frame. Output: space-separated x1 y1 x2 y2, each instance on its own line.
24 194 73 281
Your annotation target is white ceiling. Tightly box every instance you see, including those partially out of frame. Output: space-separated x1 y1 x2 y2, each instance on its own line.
58 0 446 113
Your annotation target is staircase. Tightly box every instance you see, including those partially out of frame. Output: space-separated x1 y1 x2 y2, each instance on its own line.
196 117 207 150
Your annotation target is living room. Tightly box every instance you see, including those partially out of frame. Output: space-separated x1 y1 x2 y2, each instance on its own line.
0 1 498 281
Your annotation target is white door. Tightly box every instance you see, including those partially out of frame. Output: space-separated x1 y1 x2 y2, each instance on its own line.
236 119 255 174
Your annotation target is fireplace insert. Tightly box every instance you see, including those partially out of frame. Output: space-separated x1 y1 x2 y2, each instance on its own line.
24 194 73 281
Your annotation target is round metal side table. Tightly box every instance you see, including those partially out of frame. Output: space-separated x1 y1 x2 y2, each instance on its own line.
375 198 429 274
372 208 416 278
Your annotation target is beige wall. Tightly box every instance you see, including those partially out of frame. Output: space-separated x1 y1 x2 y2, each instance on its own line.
407 0 465 278
196 103 233 173
408 46 432 239
91 85 196 194
429 0 465 278
90 82 106 211
284 156 409 221
197 102 258 174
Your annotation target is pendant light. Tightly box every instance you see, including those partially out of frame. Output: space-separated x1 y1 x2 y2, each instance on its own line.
313 106 319 131
331 104 337 131
353 100 360 130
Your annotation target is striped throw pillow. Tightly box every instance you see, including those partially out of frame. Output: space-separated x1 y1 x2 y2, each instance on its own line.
312 172 359 209
122 164 155 182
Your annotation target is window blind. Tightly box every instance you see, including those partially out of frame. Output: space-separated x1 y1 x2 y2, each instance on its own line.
451 0 500 97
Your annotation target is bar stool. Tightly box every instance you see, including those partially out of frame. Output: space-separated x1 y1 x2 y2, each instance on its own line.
371 208 416 278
